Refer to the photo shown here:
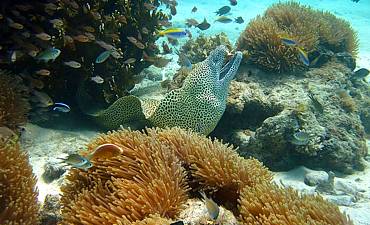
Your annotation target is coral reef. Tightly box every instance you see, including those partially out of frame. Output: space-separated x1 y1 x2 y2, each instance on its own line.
180 32 232 64
60 127 352 224
238 182 353 225
236 1 358 73
0 70 30 132
0 0 170 112
60 127 272 224
213 62 367 173
0 138 39 225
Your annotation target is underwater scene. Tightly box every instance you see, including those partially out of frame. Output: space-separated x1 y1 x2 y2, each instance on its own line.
0 0 370 224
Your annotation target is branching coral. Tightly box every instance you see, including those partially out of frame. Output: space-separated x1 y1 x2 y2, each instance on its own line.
0 139 39 225
180 32 232 64
237 1 358 73
0 0 170 108
238 182 353 225
0 70 30 131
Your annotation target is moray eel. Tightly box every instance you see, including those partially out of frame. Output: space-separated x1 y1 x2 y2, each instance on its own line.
78 45 242 134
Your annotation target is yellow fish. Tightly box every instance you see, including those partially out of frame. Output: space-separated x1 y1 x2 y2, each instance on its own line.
200 191 220 220
297 47 309 66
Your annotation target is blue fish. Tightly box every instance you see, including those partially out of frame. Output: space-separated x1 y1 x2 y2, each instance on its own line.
95 50 111 63
36 48 61 62
297 47 309 66
53 102 71 113
159 28 189 39
280 37 298 46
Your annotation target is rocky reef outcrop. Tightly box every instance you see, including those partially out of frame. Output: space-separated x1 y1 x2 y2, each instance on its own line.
212 62 368 174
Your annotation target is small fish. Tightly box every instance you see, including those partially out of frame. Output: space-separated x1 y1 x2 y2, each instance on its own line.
35 32 51 41
95 40 114 50
7 18 23 29
144 2 157 10
152 57 171 68
280 36 298 46
49 19 63 27
123 58 136 64
64 35 74 44
197 18 211 30
84 32 96 41
170 221 184 225
235 16 244 24
110 50 123 59
53 102 71 113
170 5 177 15
36 48 61 62
297 47 309 66
191 6 197 13
35 69 51 76
178 53 192 70
32 90 54 107
59 154 93 171
86 143 123 160
83 26 95 33
91 75 104 84
91 11 101 20
162 41 172 54
308 93 324 113
44 3 58 11
353 68 369 79
117 15 127 23
64 60 81 68
200 191 220 220
95 50 112 63
215 6 231 16
185 18 199 27
215 16 233 23
158 28 188 39
229 0 237 6
127 36 138 44
290 131 309 146
73 34 90 42
134 41 145 49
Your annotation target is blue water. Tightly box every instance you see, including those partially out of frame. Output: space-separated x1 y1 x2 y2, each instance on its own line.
166 0 370 68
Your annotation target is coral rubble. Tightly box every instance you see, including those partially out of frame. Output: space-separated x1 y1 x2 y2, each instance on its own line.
0 70 30 132
236 1 358 73
0 138 39 225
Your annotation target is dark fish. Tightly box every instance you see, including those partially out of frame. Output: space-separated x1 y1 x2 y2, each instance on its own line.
53 102 71 113
290 131 309 146
191 6 197 13
186 18 199 27
351 0 359 2
177 52 192 70
353 68 369 79
215 6 231 16
229 0 237 5
170 5 177 15
297 47 309 66
170 221 184 225
215 16 233 23
235 16 244 24
162 41 172 54
196 18 211 30
308 93 324 113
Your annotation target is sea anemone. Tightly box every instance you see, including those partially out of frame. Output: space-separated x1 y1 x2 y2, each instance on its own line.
0 70 30 132
0 139 39 225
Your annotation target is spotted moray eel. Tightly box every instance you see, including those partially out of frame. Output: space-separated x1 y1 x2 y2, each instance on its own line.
80 45 242 135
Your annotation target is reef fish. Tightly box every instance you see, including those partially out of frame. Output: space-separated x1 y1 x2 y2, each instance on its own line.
59 154 93 171
215 6 231 16
185 18 199 27
36 48 61 62
91 75 104 84
53 102 71 113
229 0 237 6
95 50 111 63
158 28 189 39
191 6 197 13
64 60 81 68
290 131 309 145
215 16 233 23
32 90 54 107
73 34 90 42
280 36 299 46
35 69 51 76
200 191 220 220
35 32 52 41
170 221 184 225
297 47 309 66
196 18 211 30
86 143 123 160
353 68 369 79
123 58 136 64
235 16 244 24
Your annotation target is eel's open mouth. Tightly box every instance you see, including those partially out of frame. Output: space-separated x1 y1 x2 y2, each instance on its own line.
219 51 242 80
